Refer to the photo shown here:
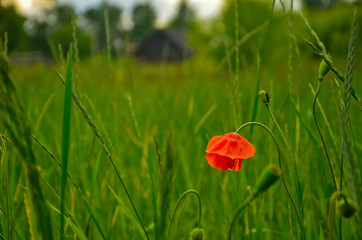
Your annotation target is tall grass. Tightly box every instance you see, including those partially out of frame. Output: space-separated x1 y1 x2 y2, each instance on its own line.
0 45 53 240
0 5 361 240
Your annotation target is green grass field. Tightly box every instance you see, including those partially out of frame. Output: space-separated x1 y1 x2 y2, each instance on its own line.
0 4 361 240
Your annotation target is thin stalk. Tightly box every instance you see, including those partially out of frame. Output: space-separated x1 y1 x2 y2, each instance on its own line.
32 135 106 239
234 0 240 125
327 192 347 240
312 80 338 191
249 0 276 136
228 194 257 240
167 190 202 240
265 105 302 214
0 134 9 240
148 138 158 240
339 152 344 240
60 45 73 240
236 122 305 239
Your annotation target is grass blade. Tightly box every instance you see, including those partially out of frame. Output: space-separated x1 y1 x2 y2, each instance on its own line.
56 69 149 239
32 134 106 239
194 104 217 134
0 134 10 240
60 45 73 240
158 128 176 239
341 10 359 208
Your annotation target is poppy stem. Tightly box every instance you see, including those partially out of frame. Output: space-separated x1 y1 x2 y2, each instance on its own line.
235 122 306 240
167 190 202 240
312 80 338 191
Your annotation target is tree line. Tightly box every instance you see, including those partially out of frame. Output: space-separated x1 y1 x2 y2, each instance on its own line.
0 1 195 58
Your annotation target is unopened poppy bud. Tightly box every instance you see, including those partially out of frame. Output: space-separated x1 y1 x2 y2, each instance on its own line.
255 164 281 195
189 228 206 240
259 90 270 105
318 59 330 80
336 198 357 218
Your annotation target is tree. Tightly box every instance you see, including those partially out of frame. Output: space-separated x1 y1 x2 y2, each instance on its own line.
169 0 195 30
131 3 156 43
24 4 75 55
49 22 91 58
83 3 123 53
0 5 27 52
49 4 73 27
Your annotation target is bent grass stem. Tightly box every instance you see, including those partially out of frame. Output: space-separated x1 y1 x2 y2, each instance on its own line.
265 104 303 221
235 122 305 239
312 80 338 191
167 190 202 240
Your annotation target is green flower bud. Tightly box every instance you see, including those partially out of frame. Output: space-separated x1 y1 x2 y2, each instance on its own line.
318 59 330 80
189 228 206 240
336 198 357 218
259 90 270 105
255 164 281 195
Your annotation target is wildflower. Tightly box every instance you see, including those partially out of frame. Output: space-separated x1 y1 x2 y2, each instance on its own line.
206 132 255 171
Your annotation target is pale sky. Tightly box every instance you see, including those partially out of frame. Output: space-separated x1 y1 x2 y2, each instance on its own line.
11 0 306 28
12 0 224 26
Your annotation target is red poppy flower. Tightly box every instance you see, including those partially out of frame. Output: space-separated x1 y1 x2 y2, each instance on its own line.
205 132 255 171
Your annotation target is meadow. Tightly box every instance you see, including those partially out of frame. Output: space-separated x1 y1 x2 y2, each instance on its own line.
0 2 361 240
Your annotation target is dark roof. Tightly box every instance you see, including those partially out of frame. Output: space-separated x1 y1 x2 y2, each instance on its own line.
135 29 194 62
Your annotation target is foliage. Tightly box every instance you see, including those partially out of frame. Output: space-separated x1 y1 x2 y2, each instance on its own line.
49 23 91 58
83 3 123 54
169 0 196 30
0 5 26 52
130 3 156 43
0 2 361 239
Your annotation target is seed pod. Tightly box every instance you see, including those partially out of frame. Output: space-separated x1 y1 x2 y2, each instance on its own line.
259 90 270 105
255 164 281 195
189 228 206 240
318 59 330 80
336 198 357 218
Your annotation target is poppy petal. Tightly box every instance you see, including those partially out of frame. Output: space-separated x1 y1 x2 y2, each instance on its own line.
206 135 223 151
206 132 255 159
206 153 242 171
230 158 242 171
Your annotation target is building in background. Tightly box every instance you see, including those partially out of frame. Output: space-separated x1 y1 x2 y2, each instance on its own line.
134 29 194 62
